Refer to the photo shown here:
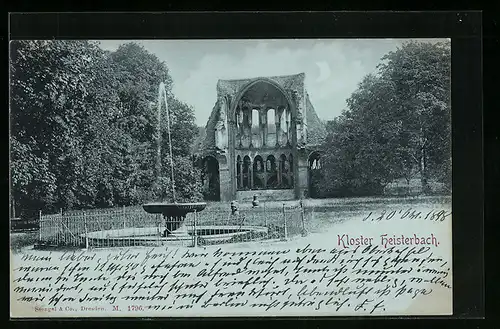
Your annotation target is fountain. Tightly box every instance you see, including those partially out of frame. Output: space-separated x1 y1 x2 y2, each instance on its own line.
78 82 282 249
142 82 206 237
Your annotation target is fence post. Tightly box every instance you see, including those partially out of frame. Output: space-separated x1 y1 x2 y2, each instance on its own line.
38 210 42 242
123 206 126 230
264 202 268 239
60 208 63 246
281 203 288 241
156 214 159 246
193 210 198 248
264 202 268 227
84 211 89 249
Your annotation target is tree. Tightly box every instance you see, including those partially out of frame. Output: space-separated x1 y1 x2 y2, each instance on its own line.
318 41 451 197
377 41 451 192
159 155 203 203
10 40 110 213
10 40 203 215
110 42 200 203
165 96 198 157
319 74 403 196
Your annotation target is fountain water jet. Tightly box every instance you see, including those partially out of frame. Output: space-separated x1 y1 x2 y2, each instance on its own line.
142 82 206 237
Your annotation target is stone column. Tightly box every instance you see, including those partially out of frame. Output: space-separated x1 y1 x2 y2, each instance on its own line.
259 109 265 147
248 109 253 148
286 109 291 146
274 110 281 146
237 106 243 148
275 109 281 147
218 155 231 202
297 152 309 198
262 108 268 147
277 158 282 186
249 159 254 189
237 159 242 189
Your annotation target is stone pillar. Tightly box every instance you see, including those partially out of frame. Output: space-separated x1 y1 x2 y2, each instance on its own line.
275 109 281 147
297 152 309 198
286 109 291 146
288 156 294 188
248 109 253 148
277 159 282 186
279 107 286 146
218 155 231 202
237 107 243 148
262 108 268 147
274 106 281 146
237 159 242 189
249 160 254 189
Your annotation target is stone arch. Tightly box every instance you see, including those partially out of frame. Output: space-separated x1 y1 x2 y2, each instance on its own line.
228 79 298 196
230 79 296 150
279 154 288 173
252 155 265 189
251 108 261 147
265 155 277 188
308 151 322 198
277 154 290 189
253 155 265 173
230 78 296 122
242 155 251 189
266 155 276 173
266 108 276 146
267 108 276 127
201 156 220 201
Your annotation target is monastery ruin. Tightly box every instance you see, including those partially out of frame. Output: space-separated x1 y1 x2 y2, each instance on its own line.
193 73 327 202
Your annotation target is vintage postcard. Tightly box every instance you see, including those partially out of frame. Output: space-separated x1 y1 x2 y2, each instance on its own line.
10 38 452 317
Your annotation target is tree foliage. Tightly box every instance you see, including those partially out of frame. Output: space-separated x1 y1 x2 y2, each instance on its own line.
10 41 202 217
318 41 451 197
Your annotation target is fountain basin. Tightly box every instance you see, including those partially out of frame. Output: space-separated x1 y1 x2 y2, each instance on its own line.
81 225 269 246
142 202 207 216
142 202 207 236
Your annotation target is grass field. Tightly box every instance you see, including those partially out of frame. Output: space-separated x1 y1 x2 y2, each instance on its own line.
10 231 39 252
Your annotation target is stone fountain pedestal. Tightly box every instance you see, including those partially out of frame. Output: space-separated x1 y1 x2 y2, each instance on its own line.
142 202 207 237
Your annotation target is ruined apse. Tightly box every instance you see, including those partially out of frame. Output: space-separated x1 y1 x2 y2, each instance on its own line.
194 73 327 202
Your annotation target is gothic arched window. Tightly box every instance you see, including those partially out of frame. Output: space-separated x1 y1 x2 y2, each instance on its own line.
266 155 276 173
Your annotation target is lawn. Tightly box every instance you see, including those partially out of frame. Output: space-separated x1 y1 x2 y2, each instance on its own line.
10 231 39 253
10 195 451 252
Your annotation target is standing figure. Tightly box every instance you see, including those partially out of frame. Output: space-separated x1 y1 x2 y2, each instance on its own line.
231 200 239 215
252 195 259 208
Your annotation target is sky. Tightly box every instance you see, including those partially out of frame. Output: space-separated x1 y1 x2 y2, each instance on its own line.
98 39 447 126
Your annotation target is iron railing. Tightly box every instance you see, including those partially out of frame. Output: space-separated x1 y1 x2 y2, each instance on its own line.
38 204 311 249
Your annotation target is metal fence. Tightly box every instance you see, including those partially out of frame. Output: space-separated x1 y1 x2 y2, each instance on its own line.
38 204 310 249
